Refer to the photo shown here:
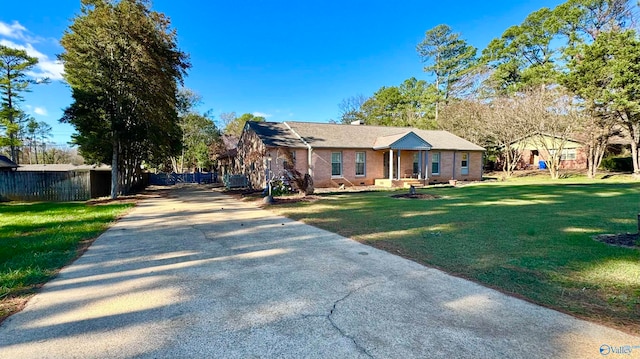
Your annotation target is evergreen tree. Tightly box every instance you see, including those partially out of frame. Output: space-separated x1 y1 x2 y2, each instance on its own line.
0 45 40 163
61 0 190 198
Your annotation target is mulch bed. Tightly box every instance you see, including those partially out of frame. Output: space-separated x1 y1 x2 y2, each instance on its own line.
391 193 442 200
594 232 639 248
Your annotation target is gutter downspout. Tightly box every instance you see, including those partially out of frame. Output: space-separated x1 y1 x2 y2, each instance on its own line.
283 122 313 177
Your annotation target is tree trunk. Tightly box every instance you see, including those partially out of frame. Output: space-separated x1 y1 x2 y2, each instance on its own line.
111 138 119 199
630 132 639 175
627 121 640 175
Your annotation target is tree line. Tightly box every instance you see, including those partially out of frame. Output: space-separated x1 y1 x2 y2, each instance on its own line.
0 45 64 165
339 0 640 179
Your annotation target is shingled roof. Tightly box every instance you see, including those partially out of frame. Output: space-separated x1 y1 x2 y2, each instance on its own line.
250 121 485 151
246 122 307 148
0 155 18 169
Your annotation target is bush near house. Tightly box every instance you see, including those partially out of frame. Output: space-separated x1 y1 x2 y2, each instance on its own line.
600 156 633 172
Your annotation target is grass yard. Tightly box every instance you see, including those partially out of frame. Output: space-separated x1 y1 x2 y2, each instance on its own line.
0 201 133 321
270 179 640 334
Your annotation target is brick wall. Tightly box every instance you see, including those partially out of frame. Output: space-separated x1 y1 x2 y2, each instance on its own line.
519 148 587 170
428 151 483 183
235 129 267 189
311 149 384 188
312 149 483 187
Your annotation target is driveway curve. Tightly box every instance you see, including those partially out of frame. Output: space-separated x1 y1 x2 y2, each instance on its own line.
0 186 637 359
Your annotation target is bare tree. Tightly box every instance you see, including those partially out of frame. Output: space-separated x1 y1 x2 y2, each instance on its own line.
279 148 314 195
439 99 490 147
338 95 368 124
483 96 536 178
524 88 585 179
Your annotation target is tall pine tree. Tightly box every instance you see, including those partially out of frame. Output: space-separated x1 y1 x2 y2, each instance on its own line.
0 45 40 163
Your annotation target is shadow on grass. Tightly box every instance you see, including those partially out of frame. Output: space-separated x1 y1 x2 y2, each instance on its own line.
272 181 640 333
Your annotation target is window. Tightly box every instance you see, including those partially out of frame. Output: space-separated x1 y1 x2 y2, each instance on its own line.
549 149 577 161
413 153 420 175
331 152 342 177
431 152 440 175
561 149 576 160
355 152 366 176
461 153 469 175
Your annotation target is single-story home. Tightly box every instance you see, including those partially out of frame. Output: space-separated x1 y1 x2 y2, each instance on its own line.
511 135 587 170
234 121 485 189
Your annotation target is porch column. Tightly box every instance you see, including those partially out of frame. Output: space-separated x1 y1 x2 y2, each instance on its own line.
423 151 428 183
418 150 423 180
396 150 401 180
388 150 393 181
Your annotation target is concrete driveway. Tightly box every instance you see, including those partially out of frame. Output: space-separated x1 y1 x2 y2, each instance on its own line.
0 186 638 359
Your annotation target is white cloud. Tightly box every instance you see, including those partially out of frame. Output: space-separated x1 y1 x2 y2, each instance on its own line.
0 21 27 40
253 112 273 118
34 107 48 116
0 38 64 81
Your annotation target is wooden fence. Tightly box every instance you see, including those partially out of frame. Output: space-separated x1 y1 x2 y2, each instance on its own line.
149 172 216 185
0 170 105 202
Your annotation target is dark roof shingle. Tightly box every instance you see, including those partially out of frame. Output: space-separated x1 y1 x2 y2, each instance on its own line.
0 155 18 169
247 122 307 148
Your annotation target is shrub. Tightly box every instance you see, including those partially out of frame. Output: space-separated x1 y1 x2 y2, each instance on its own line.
600 156 633 172
266 179 292 197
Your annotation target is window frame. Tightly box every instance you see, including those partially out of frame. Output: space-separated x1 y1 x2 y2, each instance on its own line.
355 151 366 177
331 152 343 177
461 152 469 175
431 152 440 175
561 148 576 161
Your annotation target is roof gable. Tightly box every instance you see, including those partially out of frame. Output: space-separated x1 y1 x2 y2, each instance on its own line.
0 155 18 169
245 122 306 147
373 131 432 150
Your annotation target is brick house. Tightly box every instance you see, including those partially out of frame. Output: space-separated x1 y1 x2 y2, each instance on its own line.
512 135 587 170
235 121 486 189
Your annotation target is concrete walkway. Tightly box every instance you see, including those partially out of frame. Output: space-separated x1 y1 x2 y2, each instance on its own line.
0 186 638 359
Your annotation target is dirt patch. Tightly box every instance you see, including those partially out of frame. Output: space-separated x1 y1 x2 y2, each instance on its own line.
269 195 323 205
391 193 442 200
87 185 173 205
594 232 639 248
0 294 34 325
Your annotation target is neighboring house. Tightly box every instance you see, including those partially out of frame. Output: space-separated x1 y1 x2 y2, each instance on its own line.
235 121 485 189
215 134 239 179
512 135 587 170
0 155 18 172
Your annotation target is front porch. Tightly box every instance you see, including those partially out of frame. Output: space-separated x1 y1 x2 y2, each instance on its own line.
373 131 432 188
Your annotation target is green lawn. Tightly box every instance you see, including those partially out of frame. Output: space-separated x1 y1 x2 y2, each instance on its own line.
271 179 640 334
0 201 133 320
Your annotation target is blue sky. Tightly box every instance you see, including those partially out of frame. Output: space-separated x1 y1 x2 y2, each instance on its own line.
2 0 564 145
